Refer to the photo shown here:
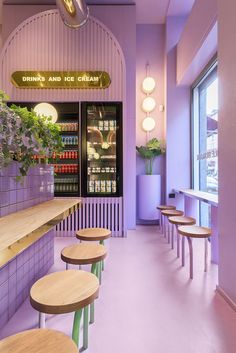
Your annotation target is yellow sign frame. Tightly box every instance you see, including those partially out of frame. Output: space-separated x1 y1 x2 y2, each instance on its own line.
11 71 111 89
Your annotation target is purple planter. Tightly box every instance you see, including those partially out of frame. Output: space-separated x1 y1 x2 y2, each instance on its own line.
137 175 161 220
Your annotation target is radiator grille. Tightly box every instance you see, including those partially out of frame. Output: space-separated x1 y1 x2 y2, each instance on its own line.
55 197 123 237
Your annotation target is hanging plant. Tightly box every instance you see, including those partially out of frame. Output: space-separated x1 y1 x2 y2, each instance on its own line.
0 90 63 177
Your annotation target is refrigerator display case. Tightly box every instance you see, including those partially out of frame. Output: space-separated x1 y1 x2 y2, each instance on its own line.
52 103 80 197
81 102 123 197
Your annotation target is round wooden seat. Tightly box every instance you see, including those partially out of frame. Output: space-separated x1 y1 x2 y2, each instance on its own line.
161 209 184 217
76 228 111 242
178 225 211 238
0 329 78 353
156 205 176 210
30 270 99 314
168 216 196 258
177 225 212 279
168 216 196 225
61 243 107 265
30 270 99 349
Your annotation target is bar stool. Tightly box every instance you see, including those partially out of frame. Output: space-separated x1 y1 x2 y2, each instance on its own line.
161 209 184 243
168 216 196 259
178 225 212 279
61 243 107 282
76 228 111 271
61 243 107 324
30 270 99 350
156 205 176 233
0 329 78 353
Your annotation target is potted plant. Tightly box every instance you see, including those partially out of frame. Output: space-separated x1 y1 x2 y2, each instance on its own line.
136 138 165 220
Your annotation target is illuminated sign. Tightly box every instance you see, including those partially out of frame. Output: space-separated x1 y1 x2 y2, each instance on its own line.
11 71 111 89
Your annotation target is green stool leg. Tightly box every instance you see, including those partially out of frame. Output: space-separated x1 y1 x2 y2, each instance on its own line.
90 263 97 324
90 302 95 324
83 306 89 350
98 261 102 284
99 240 105 271
72 309 83 347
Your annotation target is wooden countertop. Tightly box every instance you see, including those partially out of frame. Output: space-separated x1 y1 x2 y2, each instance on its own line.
174 189 218 206
0 198 81 267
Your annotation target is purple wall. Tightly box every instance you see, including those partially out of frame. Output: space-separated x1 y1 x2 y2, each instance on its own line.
0 164 54 217
218 0 236 304
0 229 54 331
165 17 191 206
136 24 165 223
177 0 217 85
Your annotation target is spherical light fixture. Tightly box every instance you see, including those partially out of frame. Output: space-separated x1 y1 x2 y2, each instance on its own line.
142 96 156 113
34 103 58 123
142 76 156 94
142 117 156 132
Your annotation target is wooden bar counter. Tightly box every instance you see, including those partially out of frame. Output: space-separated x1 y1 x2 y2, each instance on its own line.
0 198 81 268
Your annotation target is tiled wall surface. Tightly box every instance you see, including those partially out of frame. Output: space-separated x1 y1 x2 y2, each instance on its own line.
0 230 54 330
0 163 55 329
0 163 54 217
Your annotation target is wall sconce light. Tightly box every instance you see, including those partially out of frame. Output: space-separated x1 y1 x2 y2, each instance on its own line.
56 0 89 29
142 117 156 132
142 96 156 113
141 63 156 139
34 103 58 123
142 76 156 94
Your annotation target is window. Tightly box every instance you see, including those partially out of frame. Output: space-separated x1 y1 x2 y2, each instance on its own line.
192 61 218 225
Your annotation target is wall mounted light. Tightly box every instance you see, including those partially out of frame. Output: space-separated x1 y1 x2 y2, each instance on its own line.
142 117 156 132
142 96 156 113
34 103 58 123
142 76 156 94
56 0 89 28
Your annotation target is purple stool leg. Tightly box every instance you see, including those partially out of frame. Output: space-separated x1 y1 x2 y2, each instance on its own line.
167 220 170 244
171 223 174 249
182 236 185 266
204 238 208 272
187 237 193 279
175 225 180 258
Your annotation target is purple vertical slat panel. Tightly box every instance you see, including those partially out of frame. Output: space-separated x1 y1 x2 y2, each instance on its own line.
119 197 123 237
101 198 104 229
115 198 118 237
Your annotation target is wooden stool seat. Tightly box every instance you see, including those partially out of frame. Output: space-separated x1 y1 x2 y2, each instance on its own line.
177 225 212 279
168 216 196 225
30 270 99 349
61 243 107 265
168 216 196 259
156 205 176 210
161 209 184 217
76 228 111 242
0 329 78 353
30 270 99 314
178 225 211 238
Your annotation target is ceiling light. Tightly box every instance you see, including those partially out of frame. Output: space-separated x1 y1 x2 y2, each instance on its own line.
56 0 89 28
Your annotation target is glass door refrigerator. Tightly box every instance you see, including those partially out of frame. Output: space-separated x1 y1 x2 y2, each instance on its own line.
53 103 80 197
81 102 123 197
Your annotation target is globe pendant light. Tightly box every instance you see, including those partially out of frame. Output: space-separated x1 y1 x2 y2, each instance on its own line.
142 76 156 94
142 96 156 113
34 103 58 123
142 117 156 132
56 0 89 28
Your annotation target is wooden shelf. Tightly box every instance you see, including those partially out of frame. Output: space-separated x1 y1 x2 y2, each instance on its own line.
0 198 81 267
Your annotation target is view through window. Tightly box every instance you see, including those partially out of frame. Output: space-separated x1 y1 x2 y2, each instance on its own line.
192 63 218 226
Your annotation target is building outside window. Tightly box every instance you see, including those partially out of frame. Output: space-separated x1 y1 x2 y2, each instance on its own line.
192 61 218 226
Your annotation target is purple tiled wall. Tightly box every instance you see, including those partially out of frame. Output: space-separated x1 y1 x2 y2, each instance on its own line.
0 163 54 329
0 229 54 330
0 163 54 217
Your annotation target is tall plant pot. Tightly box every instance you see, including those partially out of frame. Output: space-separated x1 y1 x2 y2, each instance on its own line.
137 174 161 220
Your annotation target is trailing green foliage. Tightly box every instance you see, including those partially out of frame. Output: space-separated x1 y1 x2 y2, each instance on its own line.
136 138 165 175
0 90 63 177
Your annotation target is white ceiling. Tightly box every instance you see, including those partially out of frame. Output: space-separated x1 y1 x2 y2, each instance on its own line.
0 0 195 25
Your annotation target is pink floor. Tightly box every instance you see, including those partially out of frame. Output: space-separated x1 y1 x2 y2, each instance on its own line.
1 225 236 353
